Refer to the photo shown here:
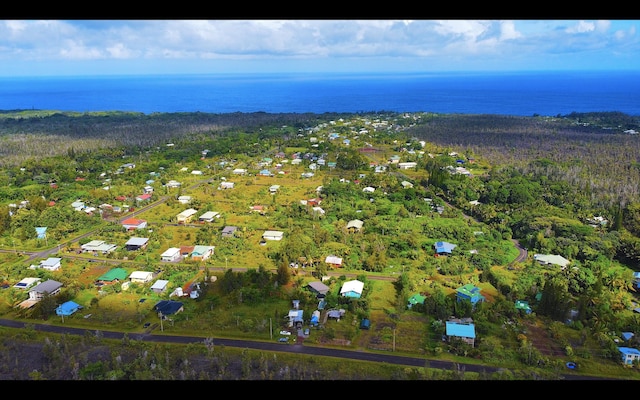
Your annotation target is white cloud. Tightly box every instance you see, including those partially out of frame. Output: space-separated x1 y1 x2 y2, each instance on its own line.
0 19 638 75
566 20 596 34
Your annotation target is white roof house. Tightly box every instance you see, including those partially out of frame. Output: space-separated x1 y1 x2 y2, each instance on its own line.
534 254 570 268
151 279 170 294
177 195 192 204
14 277 41 290
81 240 118 254
262 230 284 241
346 219 364 232
199 211 220 222
340 279 364 298
325 255 343 266
129 271 154 284
160 247 181 262
177 208 198 223
40 257 62 271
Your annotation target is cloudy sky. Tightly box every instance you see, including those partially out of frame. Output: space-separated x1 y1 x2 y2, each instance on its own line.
0 20 638 77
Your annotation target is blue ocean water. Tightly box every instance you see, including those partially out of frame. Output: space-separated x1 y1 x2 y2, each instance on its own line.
0 71 638 117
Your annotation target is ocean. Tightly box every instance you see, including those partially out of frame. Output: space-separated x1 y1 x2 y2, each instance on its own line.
1 70 639 117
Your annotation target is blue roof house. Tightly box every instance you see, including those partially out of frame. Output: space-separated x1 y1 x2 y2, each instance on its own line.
456 284 485 306
619 347 640 366
445 321 476 347
634 272 640 289
56 301 82 316
35 227 47 239
434 241 456 255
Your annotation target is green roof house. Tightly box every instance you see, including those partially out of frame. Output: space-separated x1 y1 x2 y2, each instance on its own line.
408 293 426 309
97 268 128 283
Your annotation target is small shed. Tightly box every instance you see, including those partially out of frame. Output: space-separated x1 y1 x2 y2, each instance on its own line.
360 318 371 330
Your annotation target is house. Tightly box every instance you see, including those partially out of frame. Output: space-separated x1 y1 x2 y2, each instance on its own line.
306 281 330 296
515 300 532 314
250 205 265 214
232 168 247 175
129 270 154 284
96 268 128 284
136 193 152 202
191 170 203 175
288 309 304 328
221 226 238 238
177 208 198 224
360 318 371 330
81 240 118 254
401 181 414 189
340 279 364 299
434 241 457 255
154 300 184 316
398 162 418 170
346 219 364 232
327 309 345 319
325 255 343 268
407 293 426 309
160 247 181 262
269 185 280 193
28 279 63 302
219 181 235 190
177 195 192 204
180 245 195 257
39 257 62 271
456 283 485 306
199 211 220 222
150 279 170 294
35 227 47 239
13 277 41 290
534 254 570 268
191 245 215 261
56 300 82 317
121 218 147 230
445 320 476 347
125 237 149 251
619 347 640 366
262 230 284 241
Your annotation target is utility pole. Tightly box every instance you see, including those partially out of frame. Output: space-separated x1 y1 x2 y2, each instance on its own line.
393 329 396 352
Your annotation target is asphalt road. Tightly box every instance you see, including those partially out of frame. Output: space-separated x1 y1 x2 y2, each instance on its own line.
0 318 610 380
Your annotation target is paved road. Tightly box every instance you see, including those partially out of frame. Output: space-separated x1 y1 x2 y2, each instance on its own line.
0 318 607 380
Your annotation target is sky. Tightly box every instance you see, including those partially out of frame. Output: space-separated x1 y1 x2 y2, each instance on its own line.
0 20 639 77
